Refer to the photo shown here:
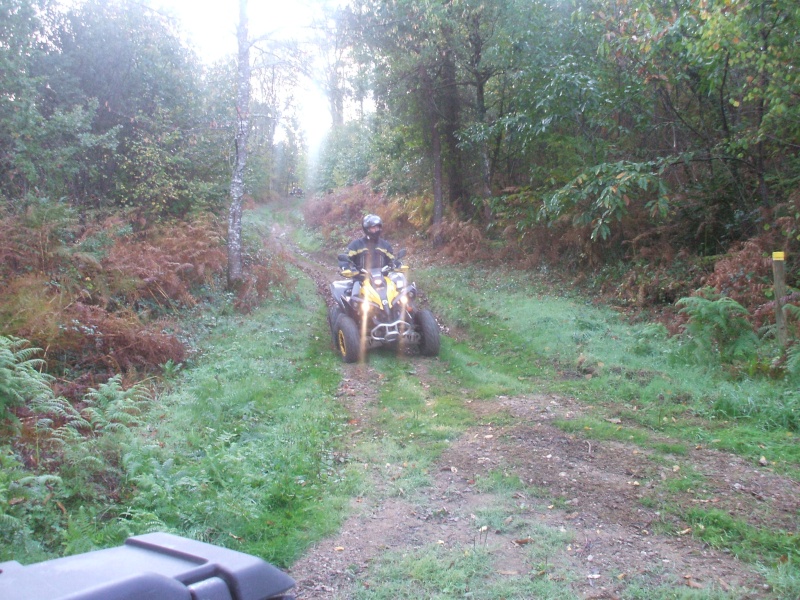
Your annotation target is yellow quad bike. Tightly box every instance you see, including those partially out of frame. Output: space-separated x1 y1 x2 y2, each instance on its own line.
328 249 440 363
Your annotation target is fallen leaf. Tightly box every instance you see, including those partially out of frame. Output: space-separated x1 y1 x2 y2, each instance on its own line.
335 546 345 552
498 570 519 576
673 465 680 472
679 528 692 535
484 434 494 439
587 573 601 580
686 580 704 589
605 418 622 424
514 537 534 545
759 456 768 466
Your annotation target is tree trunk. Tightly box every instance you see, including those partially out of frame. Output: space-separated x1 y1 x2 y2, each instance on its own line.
227 0 251 289
440 40 464 212
476 76 493 222
419 65 444 243
432 117 444 228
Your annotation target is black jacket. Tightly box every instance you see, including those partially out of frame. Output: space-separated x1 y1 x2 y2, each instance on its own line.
340 237 396 276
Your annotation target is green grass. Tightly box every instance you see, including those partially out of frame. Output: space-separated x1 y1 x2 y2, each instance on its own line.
7 220 800 596
683 508 800 564
121 275 353 566
352 540 578 599
473 469 527 494
414 263 800 585
1 263 356 566
419 266 800 464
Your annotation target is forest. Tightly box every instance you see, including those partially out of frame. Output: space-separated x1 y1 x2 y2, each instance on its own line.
1 0 800 595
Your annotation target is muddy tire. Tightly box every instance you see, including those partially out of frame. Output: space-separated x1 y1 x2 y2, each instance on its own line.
415 309 440 357
335 315 362 363
328 305 344 348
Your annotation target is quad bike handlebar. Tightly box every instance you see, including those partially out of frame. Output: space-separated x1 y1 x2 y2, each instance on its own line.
337 248 406 278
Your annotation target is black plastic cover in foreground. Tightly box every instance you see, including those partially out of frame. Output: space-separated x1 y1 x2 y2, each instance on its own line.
0 532 295 600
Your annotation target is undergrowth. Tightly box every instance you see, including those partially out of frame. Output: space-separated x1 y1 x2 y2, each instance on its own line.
0 204 289 397
1 271 350 566
0 202 309 564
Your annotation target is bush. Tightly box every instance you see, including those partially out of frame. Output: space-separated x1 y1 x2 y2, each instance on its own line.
677 290 759 364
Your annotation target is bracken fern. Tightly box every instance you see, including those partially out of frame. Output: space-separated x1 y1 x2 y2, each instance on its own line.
677 290 759 364
0 336 54 426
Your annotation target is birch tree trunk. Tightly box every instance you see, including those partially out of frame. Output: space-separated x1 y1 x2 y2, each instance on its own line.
227 0 251 289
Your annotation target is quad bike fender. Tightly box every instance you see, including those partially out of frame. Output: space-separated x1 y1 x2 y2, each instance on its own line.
330 280 353 308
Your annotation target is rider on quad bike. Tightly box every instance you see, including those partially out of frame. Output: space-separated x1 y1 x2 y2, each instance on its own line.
328 214 440 363
340 214 396 292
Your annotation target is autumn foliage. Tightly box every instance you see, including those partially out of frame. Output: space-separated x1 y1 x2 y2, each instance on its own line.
0 206 234 395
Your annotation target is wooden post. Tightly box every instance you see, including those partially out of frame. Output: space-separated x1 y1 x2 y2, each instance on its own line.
772 252 787 347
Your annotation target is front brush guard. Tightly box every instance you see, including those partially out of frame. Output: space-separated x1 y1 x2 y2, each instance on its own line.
368 318 420 345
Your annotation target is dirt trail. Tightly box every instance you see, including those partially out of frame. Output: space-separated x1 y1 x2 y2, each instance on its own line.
275 222 794 599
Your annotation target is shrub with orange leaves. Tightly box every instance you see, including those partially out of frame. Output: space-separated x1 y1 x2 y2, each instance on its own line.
0 209 228 396
302 183 418 245
100 214 227 310
427 219 491 263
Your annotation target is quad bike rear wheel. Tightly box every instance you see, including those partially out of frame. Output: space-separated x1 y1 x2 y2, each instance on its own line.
415 309 440 357
335 315 362 363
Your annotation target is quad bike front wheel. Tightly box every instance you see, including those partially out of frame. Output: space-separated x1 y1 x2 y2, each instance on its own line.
415 309 440 357
335 315 362 363
327 305 344 349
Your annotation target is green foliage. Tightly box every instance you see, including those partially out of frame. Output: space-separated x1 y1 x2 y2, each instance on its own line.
0 336 53 426
0 445 64 562
1 0 233 216
0 371 151 559
787 342 800 381
541 159 673 241
314 121 374 193
677 291 759 364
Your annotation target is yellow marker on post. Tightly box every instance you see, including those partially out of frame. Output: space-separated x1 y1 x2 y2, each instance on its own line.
773 251 785 261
